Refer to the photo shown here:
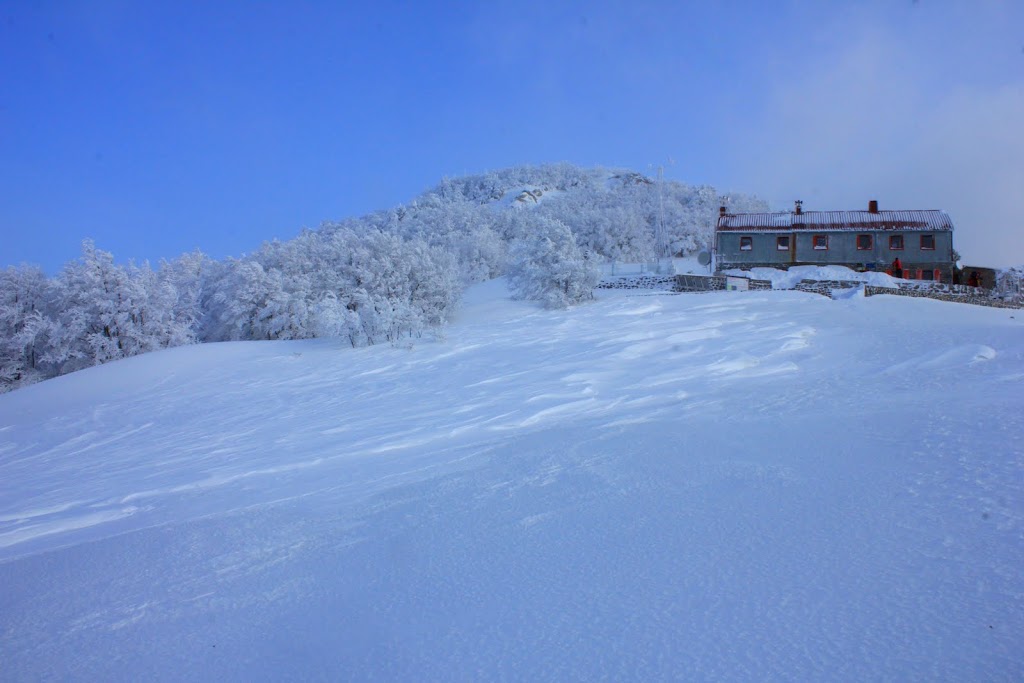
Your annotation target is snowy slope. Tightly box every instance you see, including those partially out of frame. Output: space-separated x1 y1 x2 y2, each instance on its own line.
1 282 1022 681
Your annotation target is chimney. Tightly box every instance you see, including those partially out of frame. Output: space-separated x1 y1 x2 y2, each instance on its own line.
868 200 878 213
719 206 727 217
794 200 803 215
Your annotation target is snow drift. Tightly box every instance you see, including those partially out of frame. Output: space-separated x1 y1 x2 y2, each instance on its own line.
1 282 1022 680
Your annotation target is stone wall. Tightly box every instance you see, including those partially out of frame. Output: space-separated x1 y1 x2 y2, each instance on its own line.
788 279 1021 309
596 273 772 294
863 286 1022 309
595 272 1020 309
596 275 677 291
794 280 862 297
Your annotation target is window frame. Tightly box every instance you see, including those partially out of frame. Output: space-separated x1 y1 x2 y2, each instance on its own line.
889 234 904 251
739 236 753 251
920 234 936 251
776 235 790 251
856 234 873 251
812 234 829 250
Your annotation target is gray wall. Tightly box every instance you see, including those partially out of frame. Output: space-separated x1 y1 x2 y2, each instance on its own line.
716 232 793 267
718 230 954 270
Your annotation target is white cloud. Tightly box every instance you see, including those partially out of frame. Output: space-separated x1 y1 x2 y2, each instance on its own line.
903 83 1024 267
730 6 1024 267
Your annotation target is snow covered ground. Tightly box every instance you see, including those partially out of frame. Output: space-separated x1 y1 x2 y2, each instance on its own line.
1 280 1022 681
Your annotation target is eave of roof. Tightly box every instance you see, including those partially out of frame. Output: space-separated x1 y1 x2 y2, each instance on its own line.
716 209 953 232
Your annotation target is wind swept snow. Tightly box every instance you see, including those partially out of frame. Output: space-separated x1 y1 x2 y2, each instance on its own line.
1 280 1022 680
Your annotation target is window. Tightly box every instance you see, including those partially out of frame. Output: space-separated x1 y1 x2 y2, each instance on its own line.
920 234 935 250
739 236 753 251
812 235 828 250
776 235 790 250
856 234 873 250
889 234 904 250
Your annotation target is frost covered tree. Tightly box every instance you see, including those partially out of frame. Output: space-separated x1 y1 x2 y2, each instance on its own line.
507 217 600 309
159 250 212 342
996 266 1024 303
199 229 460 347
428 163 767 263
40 241 195 377
45 241 138 372
0 265 51 391
207 259 294 341
326 230 459 345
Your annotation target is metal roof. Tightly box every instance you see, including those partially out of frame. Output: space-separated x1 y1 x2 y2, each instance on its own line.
716 209 954 233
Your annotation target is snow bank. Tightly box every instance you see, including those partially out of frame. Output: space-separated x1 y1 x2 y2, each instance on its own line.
725 265 902 289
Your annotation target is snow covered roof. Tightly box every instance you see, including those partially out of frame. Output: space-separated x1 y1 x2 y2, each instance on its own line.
717 209 954 233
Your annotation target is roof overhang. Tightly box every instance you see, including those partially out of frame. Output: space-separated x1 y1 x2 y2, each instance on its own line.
716 209 953 233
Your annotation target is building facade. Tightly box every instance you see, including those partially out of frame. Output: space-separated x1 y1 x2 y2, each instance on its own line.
715 200 957 281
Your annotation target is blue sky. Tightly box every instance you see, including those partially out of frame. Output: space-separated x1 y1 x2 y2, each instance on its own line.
2 0 1022 271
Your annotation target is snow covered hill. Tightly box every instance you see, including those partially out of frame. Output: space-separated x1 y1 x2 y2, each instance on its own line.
1 283 1022 680
2 163 772 394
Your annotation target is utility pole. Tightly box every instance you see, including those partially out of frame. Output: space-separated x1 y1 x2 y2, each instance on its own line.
657 165 665 259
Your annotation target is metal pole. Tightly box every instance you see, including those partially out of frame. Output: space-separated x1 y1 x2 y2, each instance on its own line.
657 165 666 260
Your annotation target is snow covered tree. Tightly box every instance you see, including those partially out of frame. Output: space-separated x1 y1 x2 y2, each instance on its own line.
207 259 295 341
45 241 138 372
159 250 212 342
122 261 196 351
40 241 196 375
309 292 360 343
507 217 600 309
996 266 1024 303
0 265 52 391
334 230 459 344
